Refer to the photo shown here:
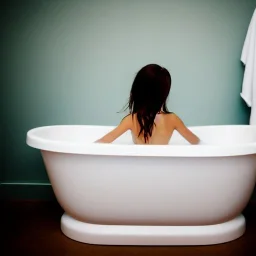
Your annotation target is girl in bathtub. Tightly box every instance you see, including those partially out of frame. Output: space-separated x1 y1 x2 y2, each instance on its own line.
96 64 200 145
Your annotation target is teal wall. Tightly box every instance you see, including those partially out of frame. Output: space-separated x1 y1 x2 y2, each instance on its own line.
1 0 255 200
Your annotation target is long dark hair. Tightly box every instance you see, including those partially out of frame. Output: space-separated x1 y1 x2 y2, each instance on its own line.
125 64 172 142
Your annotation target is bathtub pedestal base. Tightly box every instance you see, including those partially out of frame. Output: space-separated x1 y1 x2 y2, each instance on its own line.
61 213 245 246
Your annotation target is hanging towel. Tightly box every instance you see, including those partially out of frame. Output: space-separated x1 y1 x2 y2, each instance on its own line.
240 8 256 124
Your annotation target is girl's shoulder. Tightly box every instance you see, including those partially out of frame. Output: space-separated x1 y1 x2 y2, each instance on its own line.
120 114 134 128
162 111 175 118
121 113 133 122
164 112 179 124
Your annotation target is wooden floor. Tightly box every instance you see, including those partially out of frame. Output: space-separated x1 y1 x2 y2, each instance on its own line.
3 200 256 255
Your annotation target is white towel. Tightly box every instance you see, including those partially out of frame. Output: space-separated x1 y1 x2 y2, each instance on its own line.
240 9 256 124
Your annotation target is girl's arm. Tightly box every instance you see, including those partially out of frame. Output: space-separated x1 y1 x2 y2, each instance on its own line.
95 115 132 143
172 114 200 145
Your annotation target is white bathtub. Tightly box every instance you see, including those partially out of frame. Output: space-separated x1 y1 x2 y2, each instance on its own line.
26 125 256 245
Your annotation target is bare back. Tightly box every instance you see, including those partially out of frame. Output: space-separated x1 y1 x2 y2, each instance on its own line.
131 113 175 145
96 113 199 145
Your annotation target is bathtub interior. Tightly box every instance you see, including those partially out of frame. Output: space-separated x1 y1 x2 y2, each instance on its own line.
28 125 256 146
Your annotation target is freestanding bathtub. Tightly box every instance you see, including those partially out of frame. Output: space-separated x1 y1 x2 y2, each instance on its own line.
26 125 256 245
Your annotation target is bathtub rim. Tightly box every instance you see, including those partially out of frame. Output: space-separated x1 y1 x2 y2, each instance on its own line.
26 125 256 157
